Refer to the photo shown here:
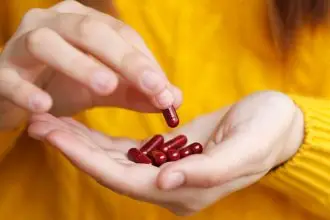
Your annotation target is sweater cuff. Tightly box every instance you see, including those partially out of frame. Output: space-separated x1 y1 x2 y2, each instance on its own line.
261 95 330 211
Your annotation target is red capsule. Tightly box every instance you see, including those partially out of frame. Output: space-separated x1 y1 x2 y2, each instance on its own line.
158 135 188 153
189 142 203 154
167 149 181 161
150 150 167 166
140 134 164 155
127 148 152 164
162 106 179 128
179 146 193 158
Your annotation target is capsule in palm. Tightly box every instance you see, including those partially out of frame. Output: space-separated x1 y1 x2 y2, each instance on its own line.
140 134 164 155
127 148 152 164
158 134 188 153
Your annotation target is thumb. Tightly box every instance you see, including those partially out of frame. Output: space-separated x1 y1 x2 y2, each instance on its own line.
157 133 264 190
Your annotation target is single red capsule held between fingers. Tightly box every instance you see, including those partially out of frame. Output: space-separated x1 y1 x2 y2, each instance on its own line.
140 134 164 155
179 146 193 158
189 142 204 154
158 134 188 153
167 149 181 161
127 148 152 164
150 150 167 166
162 106 179 128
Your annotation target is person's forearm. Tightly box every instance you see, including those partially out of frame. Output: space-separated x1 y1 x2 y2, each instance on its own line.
262 95 330 219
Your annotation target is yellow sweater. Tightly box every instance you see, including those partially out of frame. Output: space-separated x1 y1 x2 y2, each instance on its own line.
1 0 330 219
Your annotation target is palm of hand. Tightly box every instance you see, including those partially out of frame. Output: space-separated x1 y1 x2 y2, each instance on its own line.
27 91 303 216
27 107 226 215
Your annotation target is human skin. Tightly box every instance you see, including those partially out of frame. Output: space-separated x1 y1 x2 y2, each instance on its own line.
0 1 182 130
28 91 303 216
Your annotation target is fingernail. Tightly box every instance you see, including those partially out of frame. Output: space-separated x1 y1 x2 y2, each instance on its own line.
92 72 114 94
156 89 174 108
29 93 49 112
140 71 163 92
162 172 185 190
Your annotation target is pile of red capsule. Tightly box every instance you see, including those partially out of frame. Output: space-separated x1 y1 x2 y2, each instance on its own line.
127 106 204 167
127 134 203 167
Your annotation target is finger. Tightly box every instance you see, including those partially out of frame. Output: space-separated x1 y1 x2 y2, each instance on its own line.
94 77 183 113
93 78 158 112
53 2 180 110
27 113 157 199
45 130 127 183
0 68 52 112
59 117 91 133
51 1 164 74
171 86 183 109
33 114 180 202
28 120 62 140
49 13 175 108
49 0 90 13
25 28 119 96
157 133 268 190
51 1 159 66
28 113 75 139
29 113 97 146
44 129 162 200
85 9 161 69
151 86 183 109
52 3 180 108
29 112 59 123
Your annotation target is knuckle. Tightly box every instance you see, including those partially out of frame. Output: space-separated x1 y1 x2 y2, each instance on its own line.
121 51 149 73
25 27 54 53
61 0 83 8
115 23 133 35
77 16 109 42
257 91 296 113
54 0 85 12
22 8 46 24
117 24 145 45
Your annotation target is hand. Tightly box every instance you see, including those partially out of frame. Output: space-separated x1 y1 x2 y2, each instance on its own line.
0 1 181 128
157 91 304 190
27 91 304 216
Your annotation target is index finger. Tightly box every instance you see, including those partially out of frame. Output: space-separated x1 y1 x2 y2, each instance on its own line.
52 1 159 67
50 3 178 109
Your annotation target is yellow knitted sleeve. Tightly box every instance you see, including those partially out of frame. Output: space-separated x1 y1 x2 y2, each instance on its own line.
262 95 330 218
